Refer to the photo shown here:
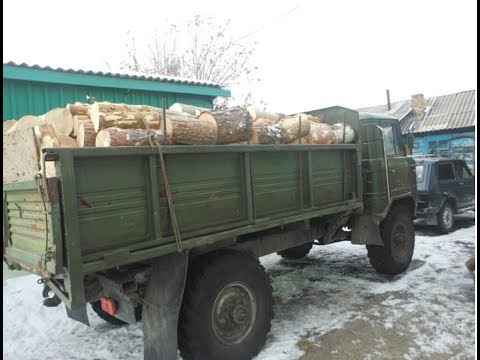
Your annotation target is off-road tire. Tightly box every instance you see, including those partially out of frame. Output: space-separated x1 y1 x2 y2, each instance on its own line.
367 204 415 275
277 242 313 260
178 252 274 360
437 202 454 234
90 301 142 326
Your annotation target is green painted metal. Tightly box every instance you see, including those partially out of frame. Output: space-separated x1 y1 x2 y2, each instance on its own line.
81 202 363 274
4 142 363 304
3 64 231 120
2 179 62 277
55 152 85 308
148 156 163 239
27 144 361 262
360 117 416 215
244 153 254 221
46 143 360 157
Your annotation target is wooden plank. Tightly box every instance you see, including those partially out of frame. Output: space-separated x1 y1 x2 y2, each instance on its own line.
3 128 40 183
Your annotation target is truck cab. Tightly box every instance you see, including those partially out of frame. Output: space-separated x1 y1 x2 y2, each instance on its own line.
358 112 417 217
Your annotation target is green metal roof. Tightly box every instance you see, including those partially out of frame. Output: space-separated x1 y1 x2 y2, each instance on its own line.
3 62 231 97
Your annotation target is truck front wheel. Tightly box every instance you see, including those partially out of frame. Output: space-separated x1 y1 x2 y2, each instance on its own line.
178 252 273 360
367 205 415 275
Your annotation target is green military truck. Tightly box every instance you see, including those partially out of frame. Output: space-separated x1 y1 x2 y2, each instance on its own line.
3 106 417 359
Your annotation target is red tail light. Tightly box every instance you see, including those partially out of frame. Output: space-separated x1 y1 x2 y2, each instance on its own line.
100 296 117 316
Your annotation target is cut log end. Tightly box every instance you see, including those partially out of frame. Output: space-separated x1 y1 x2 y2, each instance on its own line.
307 122 336 144
58 134 78 148
3 120 17 134
77 123 96 147
67 103 91 116
45 108 74 136
72 115 91 137
95 129 111 147
6 115 45 134
331 123 356 144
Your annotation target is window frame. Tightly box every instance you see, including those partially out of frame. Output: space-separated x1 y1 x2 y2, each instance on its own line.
436 162 456 182
454 161 473 179
379 122 405 157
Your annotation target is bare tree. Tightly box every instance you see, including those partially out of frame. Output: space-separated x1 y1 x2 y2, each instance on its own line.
120 16 263 108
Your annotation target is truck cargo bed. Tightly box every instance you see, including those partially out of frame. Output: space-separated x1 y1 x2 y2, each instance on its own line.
4 144 363 279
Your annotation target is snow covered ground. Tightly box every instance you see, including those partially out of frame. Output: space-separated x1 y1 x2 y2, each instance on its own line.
3 214 476 360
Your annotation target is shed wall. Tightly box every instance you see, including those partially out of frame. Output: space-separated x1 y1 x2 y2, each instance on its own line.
3 79 214 120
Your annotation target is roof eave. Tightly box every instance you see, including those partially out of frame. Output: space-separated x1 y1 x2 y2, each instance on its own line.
3 64 231 98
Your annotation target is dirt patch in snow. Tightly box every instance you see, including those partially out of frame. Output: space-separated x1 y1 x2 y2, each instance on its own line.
298 291 472 360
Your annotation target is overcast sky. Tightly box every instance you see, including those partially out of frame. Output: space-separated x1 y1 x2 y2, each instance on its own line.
3 0 477 114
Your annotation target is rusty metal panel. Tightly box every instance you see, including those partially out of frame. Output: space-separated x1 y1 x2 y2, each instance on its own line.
3 179 62 277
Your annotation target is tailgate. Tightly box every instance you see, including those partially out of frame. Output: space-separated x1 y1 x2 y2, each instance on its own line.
3 178 63 277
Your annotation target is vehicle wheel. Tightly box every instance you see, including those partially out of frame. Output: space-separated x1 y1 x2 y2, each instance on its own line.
90 301 142 326
277 242 313 260
367 204 415 275
178 252 274 360
437 202 454 234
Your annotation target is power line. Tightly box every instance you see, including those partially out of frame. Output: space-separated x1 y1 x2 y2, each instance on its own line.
235 2 303 42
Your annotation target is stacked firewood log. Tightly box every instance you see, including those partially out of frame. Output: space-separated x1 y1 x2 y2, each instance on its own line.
3 101 356 182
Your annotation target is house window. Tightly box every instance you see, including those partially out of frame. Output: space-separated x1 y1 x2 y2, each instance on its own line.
428 140 449 155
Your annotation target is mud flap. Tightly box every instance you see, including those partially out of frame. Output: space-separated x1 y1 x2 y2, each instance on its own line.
351 214 383 245
66 306 90 326
143 252 188 360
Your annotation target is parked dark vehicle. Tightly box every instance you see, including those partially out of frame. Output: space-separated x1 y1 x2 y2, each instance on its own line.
413 157 475 233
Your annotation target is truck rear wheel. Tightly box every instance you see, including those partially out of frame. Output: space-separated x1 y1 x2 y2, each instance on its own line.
178 252 273 360
367 205 415 275
277 242 313 260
